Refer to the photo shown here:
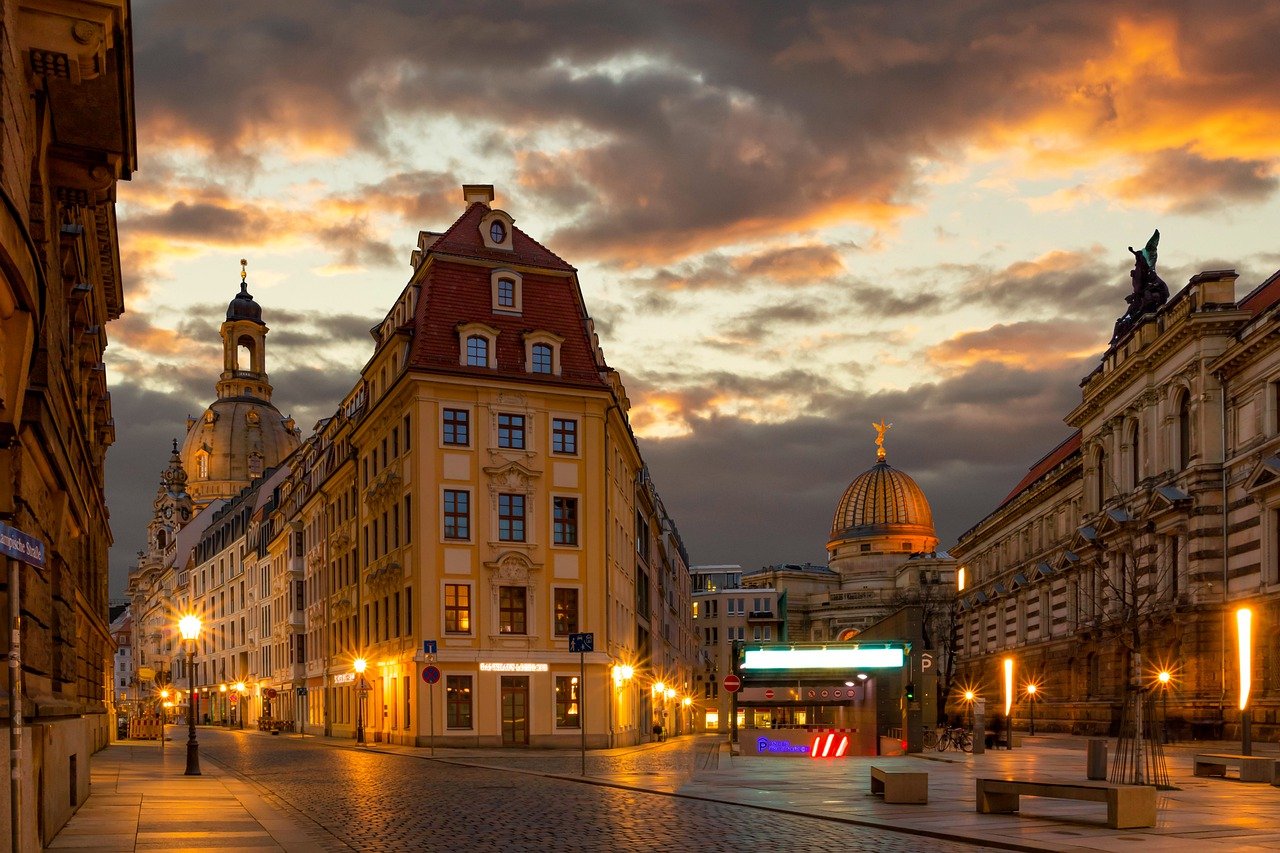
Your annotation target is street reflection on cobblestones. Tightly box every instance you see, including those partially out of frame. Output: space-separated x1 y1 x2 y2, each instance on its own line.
199 729 992 852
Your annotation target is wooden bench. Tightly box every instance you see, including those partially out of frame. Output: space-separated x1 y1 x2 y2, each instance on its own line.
870 765 928 804
1194 753 1275 783
976 778 1156 829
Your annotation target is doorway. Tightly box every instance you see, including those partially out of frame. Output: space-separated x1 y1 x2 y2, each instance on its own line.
501 676 529 745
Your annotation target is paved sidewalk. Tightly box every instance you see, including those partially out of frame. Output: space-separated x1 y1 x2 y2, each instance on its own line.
45 739 345 852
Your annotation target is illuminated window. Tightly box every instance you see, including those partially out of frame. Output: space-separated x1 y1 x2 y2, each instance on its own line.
443 408 469 446
554 588 578 636
443 490 470 540
553 497 577 546
444 584 471 633
556 676 580 728
446 675 472 728
499 586 527 634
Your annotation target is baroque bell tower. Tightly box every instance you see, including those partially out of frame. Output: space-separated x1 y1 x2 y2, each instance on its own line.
218 259 274 402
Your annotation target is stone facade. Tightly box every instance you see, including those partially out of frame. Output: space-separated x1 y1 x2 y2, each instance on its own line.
0 0 135 846
953 266 1280 740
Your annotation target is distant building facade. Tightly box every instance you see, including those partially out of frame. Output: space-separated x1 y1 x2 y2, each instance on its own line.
0 0 135 845
952 266 1280 739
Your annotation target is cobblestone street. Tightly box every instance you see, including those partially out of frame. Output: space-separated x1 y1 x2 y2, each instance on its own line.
196 729 992 852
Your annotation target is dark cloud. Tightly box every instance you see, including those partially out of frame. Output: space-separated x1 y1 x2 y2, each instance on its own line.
131 2 1280 260
1113 148 1279 214
127 201 276 243
316 220 398 269
639 359 1086 570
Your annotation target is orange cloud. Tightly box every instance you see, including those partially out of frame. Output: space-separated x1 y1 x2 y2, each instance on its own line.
927 321 1105 371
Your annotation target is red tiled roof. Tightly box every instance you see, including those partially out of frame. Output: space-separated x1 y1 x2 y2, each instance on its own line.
408 204 604 387
998 430 1082 508
426 202 575 272
1239 269 1280 317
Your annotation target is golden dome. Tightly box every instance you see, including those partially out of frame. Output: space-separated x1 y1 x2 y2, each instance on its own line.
829 460 936 543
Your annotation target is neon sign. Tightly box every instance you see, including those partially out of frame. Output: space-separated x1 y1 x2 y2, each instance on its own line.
741 646 904 670
479 662 549 672
756 737 810 754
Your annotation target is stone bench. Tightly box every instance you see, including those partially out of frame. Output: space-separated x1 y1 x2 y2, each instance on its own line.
1194 753 1275 783
976 778 1156 829
870 765 928 804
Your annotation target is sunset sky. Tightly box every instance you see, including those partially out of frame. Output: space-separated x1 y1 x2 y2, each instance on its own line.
106 1 1280 597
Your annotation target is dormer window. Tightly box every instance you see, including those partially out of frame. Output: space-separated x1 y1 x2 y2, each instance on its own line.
532 344 553 374
491 269 523 314
523 330 564 376
480 210 515 252
467 336 488 366
457 322 499 369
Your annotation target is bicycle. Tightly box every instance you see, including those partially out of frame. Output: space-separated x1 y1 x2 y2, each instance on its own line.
922 727 940 750
938 726 973 753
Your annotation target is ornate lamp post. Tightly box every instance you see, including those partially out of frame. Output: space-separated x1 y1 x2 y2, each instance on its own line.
178 615 202 776
1156 670 1171 744
354 658 368 745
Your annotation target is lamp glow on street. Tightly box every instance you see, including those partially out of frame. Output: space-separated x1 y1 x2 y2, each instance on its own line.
1003 657 1013 717
1238 607 1253 711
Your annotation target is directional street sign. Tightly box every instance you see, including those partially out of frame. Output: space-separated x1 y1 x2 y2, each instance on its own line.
568 632 594 653
723 674 741 693
422 665 441 684
423 640 438 656
0 521 45 567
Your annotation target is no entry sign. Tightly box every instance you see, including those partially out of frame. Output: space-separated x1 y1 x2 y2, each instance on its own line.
723 674 741 693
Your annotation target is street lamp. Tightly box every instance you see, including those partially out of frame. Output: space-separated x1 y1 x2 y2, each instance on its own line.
234 682 247 729
220 683 228 728
1237 607 1253 755
1154 670 1171 743
963 689 977 729
178 615 202 776
354 658 368 745
1024 683 1038 737
1003 657 1013 750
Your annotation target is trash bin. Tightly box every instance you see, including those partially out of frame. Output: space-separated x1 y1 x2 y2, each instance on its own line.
1087 738 1107 780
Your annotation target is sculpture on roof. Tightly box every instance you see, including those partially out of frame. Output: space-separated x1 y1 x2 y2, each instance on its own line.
872 418 892 462
1110 229 1170 346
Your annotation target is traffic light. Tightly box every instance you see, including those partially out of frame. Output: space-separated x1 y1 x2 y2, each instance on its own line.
905 682 916 701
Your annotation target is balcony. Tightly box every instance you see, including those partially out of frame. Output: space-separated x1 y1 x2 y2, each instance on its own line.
747 610 777 622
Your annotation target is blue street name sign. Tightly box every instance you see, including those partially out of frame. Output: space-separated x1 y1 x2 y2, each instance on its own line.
423 639 438 655
0 521 45 567
568 632 594 653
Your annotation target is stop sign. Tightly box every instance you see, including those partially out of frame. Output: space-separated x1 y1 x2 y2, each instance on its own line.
723 674 741 693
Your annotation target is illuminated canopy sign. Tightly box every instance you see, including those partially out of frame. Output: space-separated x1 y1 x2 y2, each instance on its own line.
480 662 549 672
740 646 905 671
333 672 356 684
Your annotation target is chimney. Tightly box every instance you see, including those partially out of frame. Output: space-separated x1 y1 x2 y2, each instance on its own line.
462 184 495 207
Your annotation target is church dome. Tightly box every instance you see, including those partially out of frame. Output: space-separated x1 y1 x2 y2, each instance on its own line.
829 460 936 543
226 281 264 325
180 398 299 508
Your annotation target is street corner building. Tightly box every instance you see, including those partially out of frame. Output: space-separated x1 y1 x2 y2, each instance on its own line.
952 262 1280 742
125 185 700 750
0 0 136 848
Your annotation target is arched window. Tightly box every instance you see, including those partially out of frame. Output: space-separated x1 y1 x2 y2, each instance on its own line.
531 344 553 374
197 453 209 480
1093 449 1106 510
1178 392 1191 469
466 336 488 367
1129 420 1140 488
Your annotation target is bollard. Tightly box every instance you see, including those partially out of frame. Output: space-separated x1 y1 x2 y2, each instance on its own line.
1087 738 1107 780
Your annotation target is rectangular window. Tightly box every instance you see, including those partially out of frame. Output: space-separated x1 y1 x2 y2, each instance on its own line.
555 675 580 728
498 494 526 542
498 278 515 307
403 415 411 451
554 588 579 636
497 414 525 449
443 408 469 446
636 570 649 619
446 675 472 729
443 490 470 540
394 591 401 637
445 584 471 633
403 675 411 730
553 497 578 546
499 586 527 634
404 495 412 544
552 418 578 454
